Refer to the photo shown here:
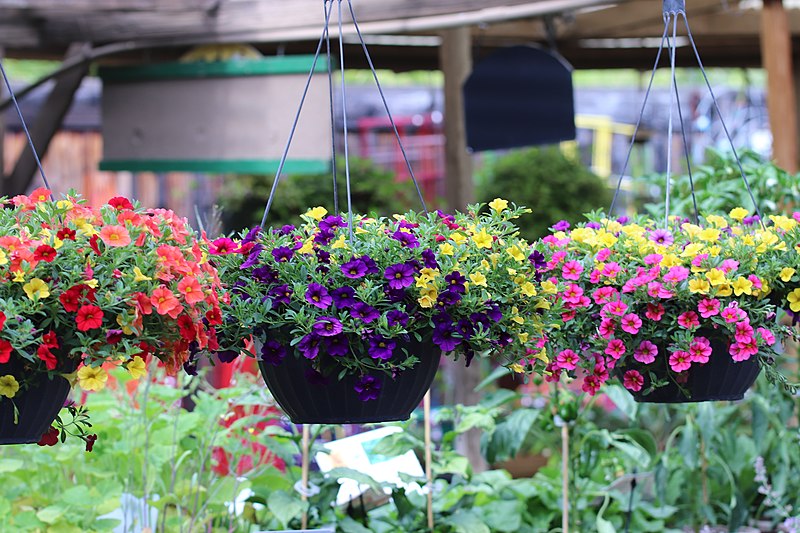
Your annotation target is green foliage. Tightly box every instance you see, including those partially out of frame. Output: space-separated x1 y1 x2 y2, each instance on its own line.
638 148 800 218
476 146 612 241
218 157 417 232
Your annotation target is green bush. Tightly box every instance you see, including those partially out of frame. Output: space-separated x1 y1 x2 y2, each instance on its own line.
477 146 612 241
218 157 417 233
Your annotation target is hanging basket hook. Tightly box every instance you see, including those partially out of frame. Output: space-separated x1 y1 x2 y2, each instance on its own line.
663 0 686 17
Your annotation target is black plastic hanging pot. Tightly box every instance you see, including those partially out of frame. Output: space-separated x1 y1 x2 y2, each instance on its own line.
623 334 761 403
259 337 441 424
0 358 72 445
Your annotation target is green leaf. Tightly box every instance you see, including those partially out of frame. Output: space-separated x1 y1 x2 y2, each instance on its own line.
482 409 539 464
475 366 511 391
327 467 384 493
35 505 66 525
338 516 373 533
0 459 23 473
605 384 638 421
446 509 491 533
481 500 522 532
267 490 307 527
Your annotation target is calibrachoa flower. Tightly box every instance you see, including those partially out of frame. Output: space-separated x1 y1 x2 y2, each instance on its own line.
213 201 550 403
0 190 224 445
533 209 797 399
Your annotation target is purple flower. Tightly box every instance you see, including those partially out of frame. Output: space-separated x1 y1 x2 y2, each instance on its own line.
649 229 674 246
432 312 453 327
297 334 322 359
242 226 262 244
384 286 407 303
529 250 547 270
252 266 278 284
391 230 420 248
183 355 199 376
354 375 382 401
260 340 287 366
470 312 491 332
314 228 335 245
217 350 238 363
326 334 349 356
319 215 345 232
279 224 295 235
552 220 571 231
240 245 263 269
433 324 462 352
436 210 455 224
497 332 513 347
317 250 331 263
387 310 409 328
331 286 357 309
269 284 293 305
305 283 332 309
456 319 474 339
305 368 330 386
341 257 368 279
421 248 439 269
272 246 294 263
436 291 462 308
368 335 396 360
350 302 380 323
444 271 466 294
361 255 380 275
486 301 503 322
617 216 630 224
586 222 602 230
312 316 343 337
743 215 761 226
384 262 415 290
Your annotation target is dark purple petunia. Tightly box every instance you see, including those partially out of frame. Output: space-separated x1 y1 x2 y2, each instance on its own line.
314 228 335 245
305 283 332 309
486 301 503 322
350 302 380 323
317 250 331 263
528 250 547 270
361 255 381 275
551 220 570 232
326 334 349 356
368 335 396 360
384 262 415 290
183 357 199 376
387 310 409 328
384 286 407 303
217 350 239 363
319 215 345 232
271 246 294 263
260 340 287 366
252 266 278 284
432 312 452 327
464 349 475 367
240 245 264 269
391 230 420 248
497 332 514 347
354 375 382 401
456 319 474 339
242 226 262 244
341 257 368 279
305 368 330 386
279 224 295 235
269 284 293 305
297 334 322 359
470 312 492 332
421 248 439 269
436 291 462 308
444 271 466 294
398 219 419 231
433 323 462 352
331 286 357 309
312 316 343 337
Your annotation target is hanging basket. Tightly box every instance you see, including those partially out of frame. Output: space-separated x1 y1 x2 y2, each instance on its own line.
259 337 441 424
0 359 71 445
622 334 761 403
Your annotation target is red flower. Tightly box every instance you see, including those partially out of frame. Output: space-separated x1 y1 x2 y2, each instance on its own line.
205 307 222 326
177 314 197 342
0 339 12 363
76 305 104 331
0 311 5 331
33 244 57 262
37 344 57 370
85 434 98 452
89 234 102 255
37 426 59 446
108 197 134 210
56 227 76 240
42 331 59 349
59 285 84 312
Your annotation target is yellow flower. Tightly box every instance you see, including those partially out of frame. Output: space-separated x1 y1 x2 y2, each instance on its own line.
680 243 704 258
706 245 721 257
12 271 25 283
509 363 525 374
0 375 19 398
716 283 733 297
56 199 73 210
450 233 467 245
417 284 438 308
697 228 720 242
127 356 147 380
506 245 525 262
769 215 798 232
488 198 509 212
705 215 728 228
533 349 549 363
23 278 50 300
297 239 315 255
0 250 6 265
305 206 328 221
52 237 64 250
331 234 348 249
688 278 711 294
511 306 524 324
133 266 152 282
660 254 681 267
77 366 109 392
780 267 796 282
469 272 488 287
705 269 727 286
541 280 558 294
731 277 753 296
518 332 530 344
520 282 537 297
473 229 493 249
788 289 800 312
507 268 517 276
729 207 749 220
116 314 134 335
439 242 454 256
480 259 491 270
83 279 99 289
681 223 702 239
596 231 618 248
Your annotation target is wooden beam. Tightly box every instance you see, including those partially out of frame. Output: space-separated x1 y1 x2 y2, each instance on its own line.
5 43 89 195
761 0 798 173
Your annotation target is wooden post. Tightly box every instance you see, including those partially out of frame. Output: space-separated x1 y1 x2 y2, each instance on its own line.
301 424 310 530
423 391 434 532
760 0 798 173
0 47 4 186
561 424 569 533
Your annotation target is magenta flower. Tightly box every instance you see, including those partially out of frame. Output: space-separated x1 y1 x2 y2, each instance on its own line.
305 283 332 309
562 283 584 304
634 340 658 364
556 349 579 370
668 350 691 373
623 370 644 392
735 321 755 344
643 253 663 265
551 220 570 231
757 327 776 345
719 259 739 273
689 336 712 364
354 375 382 401
209 237 237 255
598 318 616 338
561 260 583 281
601 262 621 278
601 300 628 317
592 286 619 305
721 303 746 323
698 298 721 318
596 248 611 262
384 262 415 290
677 311 700 329
604 339 626 360
620 313 643 335
312 316 343 337
663 266 690 283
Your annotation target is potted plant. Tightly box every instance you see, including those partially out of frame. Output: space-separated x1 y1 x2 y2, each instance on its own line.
532 208 797 402
211 200 551 423
0 188 224 445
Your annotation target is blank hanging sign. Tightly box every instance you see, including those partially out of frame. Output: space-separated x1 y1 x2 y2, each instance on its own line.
464 45 576 152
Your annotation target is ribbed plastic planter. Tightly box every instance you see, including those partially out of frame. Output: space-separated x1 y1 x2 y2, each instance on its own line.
0 359 71 445
259 338 440 424
625 335 761 403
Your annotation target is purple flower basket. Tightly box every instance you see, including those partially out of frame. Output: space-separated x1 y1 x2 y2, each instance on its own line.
258 338 441 424
623 334 761 403
0 358 72 445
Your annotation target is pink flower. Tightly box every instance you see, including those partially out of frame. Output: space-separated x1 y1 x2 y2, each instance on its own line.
589 269 602 283
735 321 754 344
643 254 663 265
562 283 584 304
592 286 619 305
602 300 628 317
663 266 690 283
730 340 758 362
623 370 644 392
721 303 746 323
544 363 562 382
757 327 776 346
698 298 721 318
689 336 712 364
646 303 665 321
601 262 621 278
647 281 673 299
596 248 612 262
719 259 739 273
605 339 626 360
691 254 709 267
620 313 643 335
561 260 583 280
748 275 762 291
677 311 700 329
561 310 576 322
582 375 602 396
556 349 579 370
669 350 692 372
598 318 617 339
634 340 658 364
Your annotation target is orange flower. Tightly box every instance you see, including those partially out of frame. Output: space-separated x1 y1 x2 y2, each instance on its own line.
29 187 51 203
150 286 181 316
178 276 205 305
99 225 132 247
